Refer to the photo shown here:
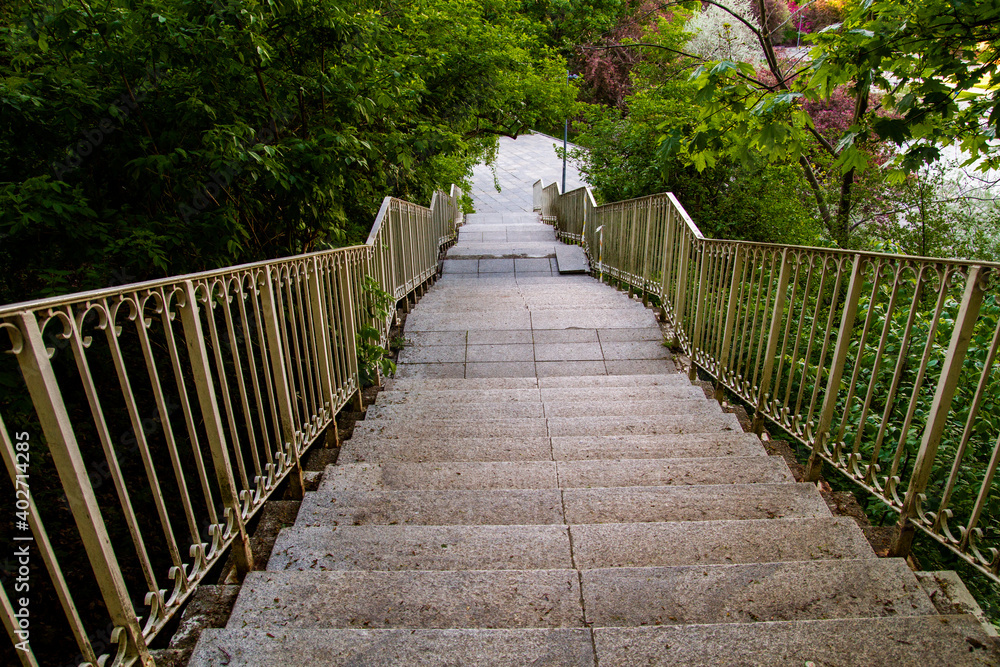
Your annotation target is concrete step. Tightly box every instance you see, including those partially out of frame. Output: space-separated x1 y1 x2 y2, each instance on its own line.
191 628 595 666
226 569 585 630
341 431 767 464
362 399 721 423
351 413 739 442
551 433 767 460
339 436 553 464
593 615 1000 666
542 399 720 418
268 524 573 571
537 374 690 388
582 559 936 626
538 385 705 402
385 377 542 391
319 457 793 493
383 373 687 392
569 517 875 568
555 457 793 487
295 484 827 527
296 489 564 526
546 413 737 437
561 483 830 524
365 402 545 421
321 462 560 491
374 389 542 404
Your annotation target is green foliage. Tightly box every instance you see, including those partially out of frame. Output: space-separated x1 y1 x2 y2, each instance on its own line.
356 275 396 386
0 0 575 303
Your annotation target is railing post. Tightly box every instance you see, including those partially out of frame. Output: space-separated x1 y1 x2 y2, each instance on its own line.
751 248 793 434
258 272 306 500
177 282 257 575
11 312 153 665
341 256 364 412
890 265 988 557
688 246 710 382
806 255 865 481
717 246 745 387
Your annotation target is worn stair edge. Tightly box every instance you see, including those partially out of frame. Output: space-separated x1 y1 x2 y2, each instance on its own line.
295 483 830 527
383 373 689 392
267 524 573 572
317 457 793 493
582 559 937 627
570 517 876 569
225 569 585 630
593 615 1000 667
190 628 595 666
362 399 722 422
372 385 705 405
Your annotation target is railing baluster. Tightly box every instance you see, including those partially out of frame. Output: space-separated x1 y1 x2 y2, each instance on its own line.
891 266 988 557
11 311 153 664
752 248 793 433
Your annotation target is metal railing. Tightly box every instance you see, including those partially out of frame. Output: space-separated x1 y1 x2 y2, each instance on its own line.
536 179 1000 584
0 186 462 666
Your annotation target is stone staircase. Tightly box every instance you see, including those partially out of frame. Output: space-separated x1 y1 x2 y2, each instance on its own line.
189 211 999 665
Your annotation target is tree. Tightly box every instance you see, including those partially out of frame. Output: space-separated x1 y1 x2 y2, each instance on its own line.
0 0 575 302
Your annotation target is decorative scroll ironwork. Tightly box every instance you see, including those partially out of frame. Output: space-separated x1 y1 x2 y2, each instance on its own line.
535 177 1000 585
0 187 462 666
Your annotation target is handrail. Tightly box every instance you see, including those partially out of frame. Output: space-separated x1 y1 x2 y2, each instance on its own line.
0 185 462 666
536 178 1000 586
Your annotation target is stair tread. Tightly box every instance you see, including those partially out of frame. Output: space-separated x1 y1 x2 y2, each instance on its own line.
295 483 830 527
190 628 595 666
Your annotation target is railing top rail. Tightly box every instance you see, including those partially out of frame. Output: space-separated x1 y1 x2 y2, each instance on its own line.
0 194 439 318
365 196 397 247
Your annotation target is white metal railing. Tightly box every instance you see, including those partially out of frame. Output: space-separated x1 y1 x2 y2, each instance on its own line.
536 178 1000 585
0 186 462 666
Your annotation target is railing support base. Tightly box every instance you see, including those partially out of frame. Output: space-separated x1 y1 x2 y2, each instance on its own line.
804 453 823 483
325 420 341 448
353 387 365 412
889 522 916 559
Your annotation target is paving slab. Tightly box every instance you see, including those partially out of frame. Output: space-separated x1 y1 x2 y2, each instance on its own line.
563 483 830 524
191 628 596 666
297 489 564 526
535 360 607 377
597 328 664 342
605 359 677 375
570 517 876 569
554 244 589 273
397 345 467 364
268 525 574 571
402 332 468 346
406 312 532 331
599 341 670 360
321 462 559 491
581 559 936 627
530 309 656 330
467 330 534 345
555 457 793 487
532 329 599 344
466 343 534 362
593 616 1000 666
533 343 604 361
395 363 467 379
227 569 585 630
